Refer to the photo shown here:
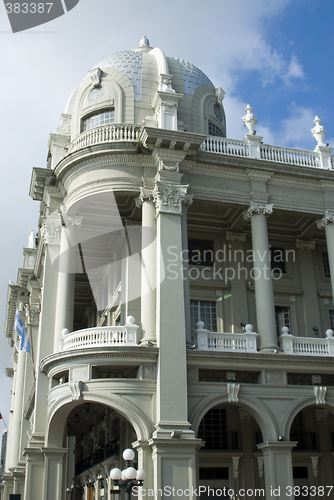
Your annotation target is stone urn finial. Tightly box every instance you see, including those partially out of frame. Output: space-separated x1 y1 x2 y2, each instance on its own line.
311 116 326 147
242 104 258 135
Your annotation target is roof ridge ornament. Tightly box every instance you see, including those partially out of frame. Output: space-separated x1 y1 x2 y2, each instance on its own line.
242 104 258 135
312 116 327 148
139 36 150 47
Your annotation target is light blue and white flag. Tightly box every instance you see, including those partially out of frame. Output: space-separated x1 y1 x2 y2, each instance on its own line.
14 309 31 353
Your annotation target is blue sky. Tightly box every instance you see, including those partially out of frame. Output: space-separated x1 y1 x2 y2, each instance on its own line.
0 0 333 422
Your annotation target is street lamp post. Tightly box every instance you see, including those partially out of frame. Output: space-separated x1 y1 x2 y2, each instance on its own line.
110 448 146 500
66 484 74 500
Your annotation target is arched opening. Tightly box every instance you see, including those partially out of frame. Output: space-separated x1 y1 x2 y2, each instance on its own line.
197 404 264 498
289 406 334 492
65 402 137 500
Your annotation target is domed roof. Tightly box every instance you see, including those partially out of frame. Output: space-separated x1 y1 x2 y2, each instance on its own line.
90 42 214 102
65 38 225 138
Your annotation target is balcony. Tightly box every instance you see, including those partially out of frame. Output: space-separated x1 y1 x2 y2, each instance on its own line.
193 323 258 353
193 323 334 357
279 327 334 356
67 124 140 154
59 316 139 351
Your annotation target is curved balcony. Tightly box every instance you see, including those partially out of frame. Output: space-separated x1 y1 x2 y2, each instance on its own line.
67 124 140 153
59 316 139 351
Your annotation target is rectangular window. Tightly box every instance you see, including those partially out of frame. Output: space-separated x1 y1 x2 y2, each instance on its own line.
329 310 334 330
323 252 331 278
188 239 214 266
199 468 229 480
275 306 291 336
270 247 286 274
293 467 308 479
191 300 217 332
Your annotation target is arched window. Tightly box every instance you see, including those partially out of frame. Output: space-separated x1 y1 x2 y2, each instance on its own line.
82 108 115 131
208 121 224 137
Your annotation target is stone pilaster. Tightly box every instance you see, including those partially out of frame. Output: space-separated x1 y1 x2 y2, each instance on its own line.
295 239 321 336
153 178 192 433
257 441 296 499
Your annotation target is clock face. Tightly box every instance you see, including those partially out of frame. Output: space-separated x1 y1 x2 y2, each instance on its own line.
214 104 223 123
88 87 105 103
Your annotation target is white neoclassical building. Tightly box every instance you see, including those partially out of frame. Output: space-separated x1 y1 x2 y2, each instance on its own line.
2 36 334 500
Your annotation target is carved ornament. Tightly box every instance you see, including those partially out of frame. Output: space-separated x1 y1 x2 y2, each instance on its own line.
316 211 334 229
243 202 273 220
153 183 191 216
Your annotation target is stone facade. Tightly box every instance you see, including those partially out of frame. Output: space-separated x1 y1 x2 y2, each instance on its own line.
2 37 334 500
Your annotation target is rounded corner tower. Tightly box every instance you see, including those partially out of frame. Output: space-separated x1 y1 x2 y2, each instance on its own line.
63 36 226 141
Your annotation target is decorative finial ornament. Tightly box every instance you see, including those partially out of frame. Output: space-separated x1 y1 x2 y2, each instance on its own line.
242 104 258 135
139 36 150 47
311 116 326 147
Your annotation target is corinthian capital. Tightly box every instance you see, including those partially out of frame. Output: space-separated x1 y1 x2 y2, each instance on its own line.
316 211 334 229
40 213 62 245
135 188 154 208
243 202 273 220
153 182 192 216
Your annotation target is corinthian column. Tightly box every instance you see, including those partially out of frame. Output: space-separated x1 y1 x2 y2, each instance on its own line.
317 211 334 301
244 202 277 352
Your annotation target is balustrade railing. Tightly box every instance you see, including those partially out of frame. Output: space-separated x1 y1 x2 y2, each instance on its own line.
68 124 140 153
194 323 258 353
279 328 334 356
60 316 138 351
200 136 249 157
200 135 333 169
260 144 319 167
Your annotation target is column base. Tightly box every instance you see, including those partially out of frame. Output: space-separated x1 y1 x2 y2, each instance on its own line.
259 345 281 354
140 339 156 347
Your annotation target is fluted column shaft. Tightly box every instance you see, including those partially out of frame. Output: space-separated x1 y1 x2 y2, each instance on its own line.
244 203 277 352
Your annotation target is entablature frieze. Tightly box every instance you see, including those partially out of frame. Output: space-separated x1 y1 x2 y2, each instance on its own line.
54 149 148 184
186 351 334 372
63 176 143 211
40 347 159 376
